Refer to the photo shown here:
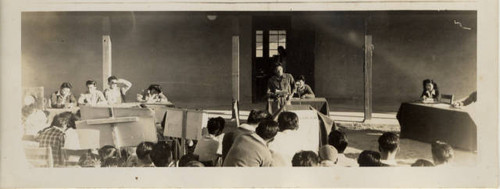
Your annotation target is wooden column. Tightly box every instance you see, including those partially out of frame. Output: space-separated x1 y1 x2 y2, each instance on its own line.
364 35 373 121
102 16 111 90
231 36 241 126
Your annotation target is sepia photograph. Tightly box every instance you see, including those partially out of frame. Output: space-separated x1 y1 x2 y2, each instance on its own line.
1 0 498 188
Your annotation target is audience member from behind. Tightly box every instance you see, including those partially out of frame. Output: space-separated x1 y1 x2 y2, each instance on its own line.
54 112 80 150
420 79 440 103
78 150 101 168
411 159 435 167
291 151 320 167
194 117 225 166
150 141 174 167
318 145 339 167
378 132 400 166
50 82 77 108
22 95 48 138
223 119 279 167
102 156 124 167
328 130 357 167
104 76 132 105
178 153 200 167
222 109 271 161
38 112 71 166
78 80 107 106
98 145 121 163
126 142 155 167
431 141 454 166
358 150 385 167
137 84 170 103
293 75 315 99
268 111 301 167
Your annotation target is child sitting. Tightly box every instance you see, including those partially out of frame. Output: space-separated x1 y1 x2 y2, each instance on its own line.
193 117 225 166
150 141 174 167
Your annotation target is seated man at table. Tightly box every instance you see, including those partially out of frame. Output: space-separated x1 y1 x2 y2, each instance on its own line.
293 75 315 99
378 132 400 166
104 76 132 105
78 80 107 106
50 82 77 108
267 63 294 110
452 91 477 107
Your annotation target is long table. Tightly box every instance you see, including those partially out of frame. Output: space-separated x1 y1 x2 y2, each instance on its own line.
397 102 477 151
267 97 330 116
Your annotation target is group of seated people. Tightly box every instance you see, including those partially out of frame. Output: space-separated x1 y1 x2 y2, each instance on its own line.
49 76 170 108
30 106 455 168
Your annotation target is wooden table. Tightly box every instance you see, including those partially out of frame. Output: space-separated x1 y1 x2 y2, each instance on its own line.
267 97 330 116
397 102 477 151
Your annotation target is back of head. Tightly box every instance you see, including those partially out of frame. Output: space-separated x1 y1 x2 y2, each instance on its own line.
357 150 383 167
60 82 72 89
78 151 101 167
247 109 271 125
292 151 319 167
207 117 225 136
179 153 200 167
51 112 73 128
319 145 338 162
378 132 399 153
255 119 279 141
411 159 435 167
431 141 454 165
136 142 155 161
277 111 299 131
98 145 120 162
101 156 124 167
150 141 173 167
185 161 205 167
328 130 348 153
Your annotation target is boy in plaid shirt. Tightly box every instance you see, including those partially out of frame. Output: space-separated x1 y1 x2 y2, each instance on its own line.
38 113 70 167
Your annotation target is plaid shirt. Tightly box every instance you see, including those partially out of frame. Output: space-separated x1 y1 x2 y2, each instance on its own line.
39 127 66 166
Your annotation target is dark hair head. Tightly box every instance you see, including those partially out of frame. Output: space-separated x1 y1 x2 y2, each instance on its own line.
98 145 120 162
328 130 348 153
277 111 299 131
292 151 319 167
378 132 399 153
60 82 72 89
51 112 73 128
86 80 97 86
247 110 271 124
207 117 225 136
431 141 454 165
357 150 383 167
78 151 101 167
411 159 435 167
185 161 205 167
150 141 173 167
255 119 279 141
101 156 124 167
296 75 306 82
423 79 439 91
147 84 162 94
136 142 155 160
178 153 200 167
107 76 118 83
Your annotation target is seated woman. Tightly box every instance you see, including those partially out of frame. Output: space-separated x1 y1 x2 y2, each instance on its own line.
50 82 77 108
137 84 170 103
293 75 315 99
420 79 440 103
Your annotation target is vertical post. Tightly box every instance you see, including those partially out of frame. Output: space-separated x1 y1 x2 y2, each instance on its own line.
102 35 112 91
180 110 188 156
231 36 241 126
364 35 373 121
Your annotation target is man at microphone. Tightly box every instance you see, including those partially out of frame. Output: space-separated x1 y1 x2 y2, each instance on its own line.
267 63 295 111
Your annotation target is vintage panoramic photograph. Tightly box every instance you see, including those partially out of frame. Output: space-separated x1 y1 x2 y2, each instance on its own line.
1 0 498 188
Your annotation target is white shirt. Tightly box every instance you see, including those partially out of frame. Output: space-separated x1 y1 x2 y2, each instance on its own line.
194 133 224 162
336 154 358 167
268 130 304 167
